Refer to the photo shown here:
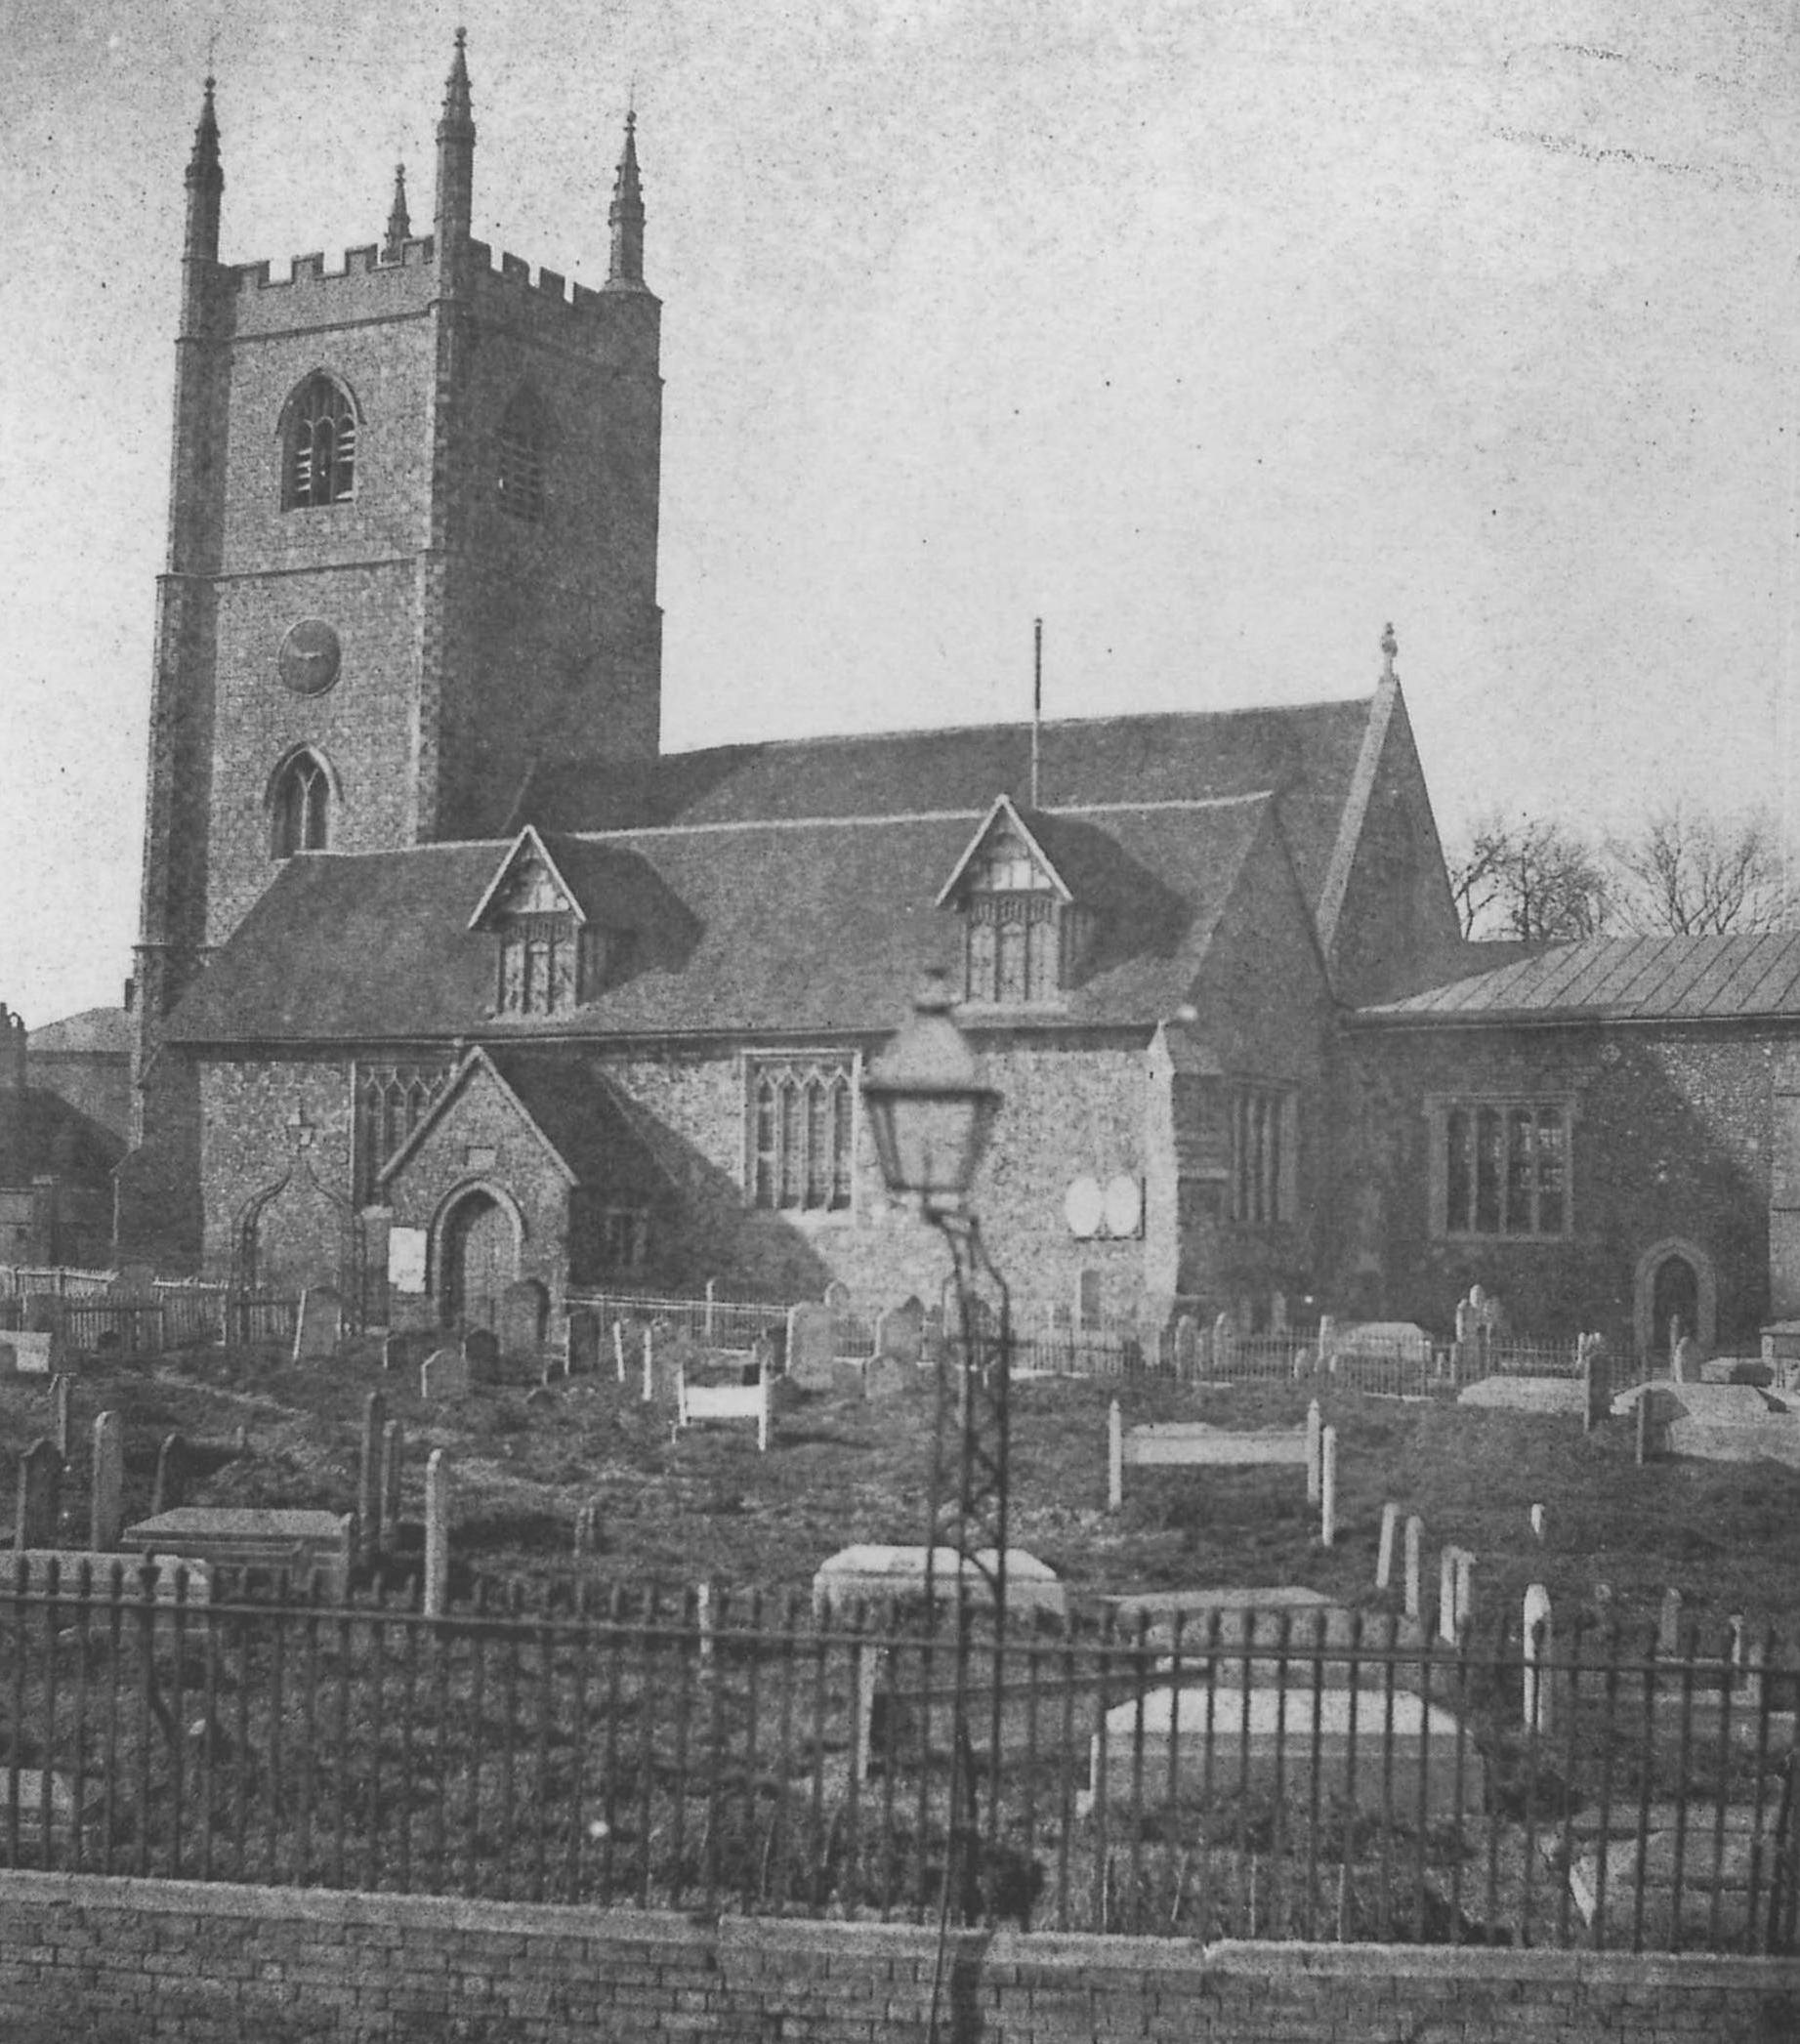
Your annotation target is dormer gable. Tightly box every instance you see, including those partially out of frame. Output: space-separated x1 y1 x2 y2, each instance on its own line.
938 797 1089 1008
468 826 588 931
468 828 635 1019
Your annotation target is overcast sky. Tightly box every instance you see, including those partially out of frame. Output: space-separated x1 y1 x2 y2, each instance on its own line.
2 0 1795 1025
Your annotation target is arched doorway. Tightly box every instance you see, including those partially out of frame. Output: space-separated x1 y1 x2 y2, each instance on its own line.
440 1189 515 1331
1633 1236 1716 1368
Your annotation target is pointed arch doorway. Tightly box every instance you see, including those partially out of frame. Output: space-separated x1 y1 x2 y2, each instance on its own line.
1633 1237 1716 1369
438 1188 518 1331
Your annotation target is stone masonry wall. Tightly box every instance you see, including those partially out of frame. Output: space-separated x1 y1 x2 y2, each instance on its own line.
198 1059 354 1286
1343 1022 1778 1352
2 1873 1798 2042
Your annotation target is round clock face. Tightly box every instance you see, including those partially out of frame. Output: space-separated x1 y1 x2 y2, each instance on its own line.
277 619 342 695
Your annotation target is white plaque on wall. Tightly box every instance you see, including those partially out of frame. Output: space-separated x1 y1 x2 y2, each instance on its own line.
388 1227 429 1294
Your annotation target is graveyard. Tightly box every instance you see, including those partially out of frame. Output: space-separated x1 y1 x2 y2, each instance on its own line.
5 1323 1800 1646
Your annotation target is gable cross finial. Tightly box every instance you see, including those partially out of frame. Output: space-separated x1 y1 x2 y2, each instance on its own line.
1380 621 1398 683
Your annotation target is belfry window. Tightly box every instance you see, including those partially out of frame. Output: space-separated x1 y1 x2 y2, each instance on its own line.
496 390 546 522
284 375 356 509
271 749 332 857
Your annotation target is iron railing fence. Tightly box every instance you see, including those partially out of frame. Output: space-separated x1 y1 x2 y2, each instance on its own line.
1 1559 1792 1952
567 1290 792 1356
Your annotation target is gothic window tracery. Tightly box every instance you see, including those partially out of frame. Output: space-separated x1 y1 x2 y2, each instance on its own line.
748 1056 856 1214
271 749 332 857
496 388 547 522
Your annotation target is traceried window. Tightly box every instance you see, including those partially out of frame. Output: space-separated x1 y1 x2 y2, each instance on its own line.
1437 1099 1571 1239
498 915 580 1016
496 389 547 522
748 1056 856 1215
284 375 356 508
271 748 332 857
1230 1085 1297 1227
354 1063 452 1204
598 1206 650 1272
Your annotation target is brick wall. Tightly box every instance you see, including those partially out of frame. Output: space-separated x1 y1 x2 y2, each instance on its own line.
2 1872 1797 2042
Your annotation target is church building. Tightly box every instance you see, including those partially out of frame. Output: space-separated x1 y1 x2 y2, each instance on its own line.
110 35 1800 1365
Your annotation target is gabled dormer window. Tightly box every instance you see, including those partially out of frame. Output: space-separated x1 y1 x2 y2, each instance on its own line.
939 799 1083 1007
470 827 631 1019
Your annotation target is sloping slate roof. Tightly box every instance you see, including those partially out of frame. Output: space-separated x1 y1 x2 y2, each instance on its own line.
29 1007 132 1056
1360 934 1800 1024
0 1090 126 1184
167 796 1274 1048
484 1054 680 1192
523 697 1375 915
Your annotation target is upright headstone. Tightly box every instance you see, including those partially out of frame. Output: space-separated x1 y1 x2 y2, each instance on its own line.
1108 1400 1124 1512
462 1327 500 1380
379 1420 402 1556
879 1297 925 1367
1403 1514 1424 1623
1305 1400 1323 1505
500 1278 549 1360
420 1348 471 1401
1636 1387 1652 1465
423 1450 450 1618
51 1373 73 1459
572 1501 602 1557
1173 1315 1198 1377
1212 1313 1235 1371
785 1302 836 1392
292 1284 345 1363
822 1280 852 1314
1673 1334 1700 1385
16 1438 62 1550
150 1432 184 1519
1454 1550 1477 1632
1529 1502 1546 1545
565 1312 600 1377
1439 1546 1459 1644
1319 1425 1338 1548
90 1410 125 1552
358 1392 388 1554
1376 1502 1400 1590
642 1323 655 1402
1270 1291 1288 1335
1523 1583 1553 1733
1657 1587 1684 1658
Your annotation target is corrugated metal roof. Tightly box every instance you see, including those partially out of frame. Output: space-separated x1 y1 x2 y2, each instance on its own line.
1360 934 1800 1024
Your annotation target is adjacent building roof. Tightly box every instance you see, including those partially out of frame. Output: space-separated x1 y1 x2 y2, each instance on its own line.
1359 933 1800 1026
165 790 1281 1048
28 1007 132 1057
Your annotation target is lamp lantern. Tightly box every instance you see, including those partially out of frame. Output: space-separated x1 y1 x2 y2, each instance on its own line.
862 969 1001 1212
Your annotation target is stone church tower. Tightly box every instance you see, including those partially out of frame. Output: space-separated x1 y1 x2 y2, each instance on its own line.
119 34 662 1261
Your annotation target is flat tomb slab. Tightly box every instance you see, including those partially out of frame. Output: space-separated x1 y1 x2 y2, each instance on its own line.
1084 1685 1484 1816
1124 1425 1308 1468
121 1509 352 1596
1107 1587 1333 1621
1458 1376 1586 1415
813 1544 1065 1621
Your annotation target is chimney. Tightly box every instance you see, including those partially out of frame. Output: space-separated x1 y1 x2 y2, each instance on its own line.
0 1006 26 1093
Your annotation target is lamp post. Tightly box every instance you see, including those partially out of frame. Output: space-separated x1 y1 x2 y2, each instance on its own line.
862 969 1012 1954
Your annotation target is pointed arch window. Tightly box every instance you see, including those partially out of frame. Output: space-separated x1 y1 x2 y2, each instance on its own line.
748 1055 856 1215
496 388 547 522
283 375 356 508
271 748 332 858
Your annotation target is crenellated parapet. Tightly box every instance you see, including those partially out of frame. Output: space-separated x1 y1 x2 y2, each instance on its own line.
225 235 654 320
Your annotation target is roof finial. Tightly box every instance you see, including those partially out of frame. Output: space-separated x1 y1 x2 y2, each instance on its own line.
383 161 411 261
440 24 474 133
1380 621 1398 683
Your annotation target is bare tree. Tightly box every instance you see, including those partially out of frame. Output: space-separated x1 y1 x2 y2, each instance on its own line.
1447 813 1612 942
1609 805 1784 936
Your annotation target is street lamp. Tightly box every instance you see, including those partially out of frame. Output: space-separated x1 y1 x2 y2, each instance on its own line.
864 968 1013 1966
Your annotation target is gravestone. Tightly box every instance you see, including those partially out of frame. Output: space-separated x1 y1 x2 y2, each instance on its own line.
292 1284 345 1363
420 1348 472 1401
786 1302 836 1391
1523 1584 1553 1733
1305 1400 1323 1505
1673 1334 1701 1384
565 1312 601 1377
380 1420 402 1552
462 1327 500 1379
1376 1502 1400 1591
358 1393 388 1553
382 1329 432 1374
879 1297 925 1367
51 1373 73 1458
423 1450 451 1616
1319 1425 1338 1548
90 1410 125 1552
572 1501 602 1557
124 1507 352 1599
1529 1502 1546 1544
1657 1588 1685 1657
16 1438 62 1549
1403 1515 1424 1623
500 1277 549 1359
1173 1314 1198 1376
864 1352 915 1401
822 1280 853 1314
150 1433 184 1518
7 1331 61 1375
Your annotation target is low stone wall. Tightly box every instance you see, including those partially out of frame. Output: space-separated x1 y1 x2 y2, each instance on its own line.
2 1870 1798 2041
